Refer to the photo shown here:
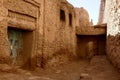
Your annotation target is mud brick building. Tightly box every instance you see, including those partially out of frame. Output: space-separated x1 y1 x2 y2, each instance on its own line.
37 0 76 67
0 0 76 69
0 0 41 69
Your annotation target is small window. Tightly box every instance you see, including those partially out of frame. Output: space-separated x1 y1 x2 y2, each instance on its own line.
60 10 65 21
69 14 72 26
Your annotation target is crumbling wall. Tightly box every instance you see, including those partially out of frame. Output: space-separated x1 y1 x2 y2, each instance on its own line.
41 0 76 67
106 0 120 70
42 0 60 67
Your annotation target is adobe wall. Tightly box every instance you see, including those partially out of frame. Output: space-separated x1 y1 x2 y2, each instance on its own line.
40 0 61 67
0 0 10 63
0 0 41 69
41 0 76 67
75 7 90 34
106 0 120 70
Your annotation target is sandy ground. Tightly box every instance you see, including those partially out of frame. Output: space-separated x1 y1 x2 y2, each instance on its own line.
0 55 119 80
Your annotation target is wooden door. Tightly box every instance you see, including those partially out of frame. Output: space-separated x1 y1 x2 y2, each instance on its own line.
8 28 23 65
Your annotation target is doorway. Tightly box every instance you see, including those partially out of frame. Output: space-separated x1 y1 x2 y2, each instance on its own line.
8 28 23 64
8 27 34 68
8 28 23 65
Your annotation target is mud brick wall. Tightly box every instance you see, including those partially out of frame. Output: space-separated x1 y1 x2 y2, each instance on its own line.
75 7 90 34
35 0 76 67
107 34 120 69
42 0 76 67
0 1 11 63
106 0 120 70
0 0 41 69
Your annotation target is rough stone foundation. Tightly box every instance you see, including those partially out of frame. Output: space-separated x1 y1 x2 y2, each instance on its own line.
107 34 120 70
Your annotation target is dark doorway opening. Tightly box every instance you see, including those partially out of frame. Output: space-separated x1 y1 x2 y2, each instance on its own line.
76 35 106 59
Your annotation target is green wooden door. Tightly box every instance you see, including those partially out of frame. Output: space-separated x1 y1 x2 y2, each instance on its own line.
8 29 22 64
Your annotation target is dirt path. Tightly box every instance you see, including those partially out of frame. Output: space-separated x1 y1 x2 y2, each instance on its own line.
0 55 119 80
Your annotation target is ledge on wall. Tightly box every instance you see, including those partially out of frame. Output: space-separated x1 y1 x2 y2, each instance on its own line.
94 23 107 28
76 23 107 35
